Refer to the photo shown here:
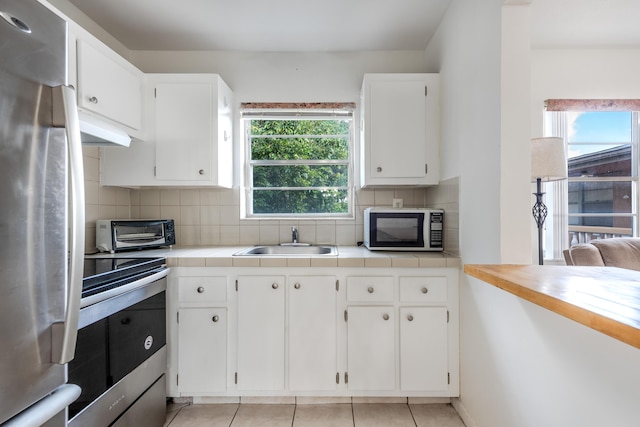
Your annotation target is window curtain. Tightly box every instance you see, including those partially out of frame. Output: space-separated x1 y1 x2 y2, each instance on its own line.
544 111 569 259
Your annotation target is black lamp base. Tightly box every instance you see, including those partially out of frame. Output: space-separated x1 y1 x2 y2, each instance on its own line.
532 178 547 265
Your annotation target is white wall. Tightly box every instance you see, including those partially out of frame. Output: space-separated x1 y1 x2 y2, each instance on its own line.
425 0 504 266
425 0 640 425
531 48 640 131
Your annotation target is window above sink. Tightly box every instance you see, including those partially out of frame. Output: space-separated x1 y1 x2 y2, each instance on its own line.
241 103 355 220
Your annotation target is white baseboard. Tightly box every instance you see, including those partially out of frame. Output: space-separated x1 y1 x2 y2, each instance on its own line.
451 397 477 427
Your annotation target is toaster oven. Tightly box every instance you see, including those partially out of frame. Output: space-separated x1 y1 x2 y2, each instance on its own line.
96 219 175 253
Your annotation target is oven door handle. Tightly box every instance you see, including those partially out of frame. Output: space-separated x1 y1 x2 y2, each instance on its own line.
51 85 85 364
80 268 170 309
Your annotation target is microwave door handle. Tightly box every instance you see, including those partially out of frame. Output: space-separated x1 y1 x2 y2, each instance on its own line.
423 213 430 248
51 85 85 364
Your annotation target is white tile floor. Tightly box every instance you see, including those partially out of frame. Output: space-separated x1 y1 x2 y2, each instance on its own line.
164 403 466 427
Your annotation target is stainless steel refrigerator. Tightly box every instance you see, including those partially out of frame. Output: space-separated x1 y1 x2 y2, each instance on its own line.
0 0 85 425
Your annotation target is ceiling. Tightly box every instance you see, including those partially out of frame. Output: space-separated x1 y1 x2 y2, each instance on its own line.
66 0 640 52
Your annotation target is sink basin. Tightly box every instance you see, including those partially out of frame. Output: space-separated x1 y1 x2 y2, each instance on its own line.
233 245 338 256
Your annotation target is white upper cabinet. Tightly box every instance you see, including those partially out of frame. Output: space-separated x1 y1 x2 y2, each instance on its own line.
360 73 440 187
151 73 233 186
76 39 143 133
101 73 234 188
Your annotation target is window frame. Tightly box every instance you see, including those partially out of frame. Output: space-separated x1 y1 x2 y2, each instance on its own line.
241 106 355 219
544 107 639 259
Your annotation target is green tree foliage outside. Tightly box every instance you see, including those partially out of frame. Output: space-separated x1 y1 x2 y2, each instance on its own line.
250 119 350 214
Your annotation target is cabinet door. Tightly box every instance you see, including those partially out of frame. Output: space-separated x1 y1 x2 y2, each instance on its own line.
346 306 395 390
237 276 285 391
288 276 337 391
400 307 448 391
77 40 142 130
155 82 213 181
178 308 227 393
368 78 426 179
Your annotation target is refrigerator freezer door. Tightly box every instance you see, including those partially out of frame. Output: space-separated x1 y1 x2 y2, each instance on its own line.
0 0 74 424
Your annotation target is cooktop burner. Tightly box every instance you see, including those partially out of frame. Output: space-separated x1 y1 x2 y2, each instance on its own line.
82 257 166 298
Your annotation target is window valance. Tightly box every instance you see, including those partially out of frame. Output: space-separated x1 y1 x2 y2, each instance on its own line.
545 99 640 112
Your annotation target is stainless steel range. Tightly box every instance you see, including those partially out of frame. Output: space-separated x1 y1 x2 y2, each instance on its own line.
68 257 169 427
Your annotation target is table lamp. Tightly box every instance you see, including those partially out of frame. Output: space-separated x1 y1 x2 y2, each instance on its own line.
531 137 567 265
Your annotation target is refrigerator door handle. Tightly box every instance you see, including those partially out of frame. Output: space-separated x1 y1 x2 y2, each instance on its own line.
1 384 81 427
51 85 85 364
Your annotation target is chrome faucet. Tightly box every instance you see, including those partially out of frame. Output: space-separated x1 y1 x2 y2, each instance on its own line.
291 226 298 244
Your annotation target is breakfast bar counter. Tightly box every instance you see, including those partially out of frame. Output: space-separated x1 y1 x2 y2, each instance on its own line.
464 264 640 349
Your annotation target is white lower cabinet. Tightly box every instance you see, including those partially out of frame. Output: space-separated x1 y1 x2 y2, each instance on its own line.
178 308 227 393
236 276 285 391
174 275 229 396
399 307 448 391
168 266 459 398
346 306 395 390
288 276 337 391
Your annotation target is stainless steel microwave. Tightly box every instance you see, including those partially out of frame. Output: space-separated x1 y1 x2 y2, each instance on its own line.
363 208 444 251
96 219 176 253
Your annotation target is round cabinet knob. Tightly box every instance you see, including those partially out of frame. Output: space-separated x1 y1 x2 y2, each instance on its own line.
382 313 390 321
407 314 414 322
88 96 98 104
367 286 374 294
197 286 205 293
199 169 205 175
212 315 219 323
376 166 382 173
272 283 279 289
294 283 301 289
421 287 428 294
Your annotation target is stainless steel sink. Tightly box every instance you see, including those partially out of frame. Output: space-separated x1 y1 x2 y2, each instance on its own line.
233 245 338 256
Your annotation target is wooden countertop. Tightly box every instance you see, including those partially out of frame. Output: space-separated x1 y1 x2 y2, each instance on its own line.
464 264 640 349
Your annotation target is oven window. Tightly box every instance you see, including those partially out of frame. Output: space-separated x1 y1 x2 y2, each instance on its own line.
69 290 166 418
68 319 108 419
109 291 166 383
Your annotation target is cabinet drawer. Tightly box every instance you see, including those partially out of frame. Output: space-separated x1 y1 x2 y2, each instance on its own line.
178 277 227 302
399 277 447 303
347 277 394 302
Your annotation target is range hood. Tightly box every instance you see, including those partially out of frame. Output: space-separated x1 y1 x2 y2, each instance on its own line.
79 111 131 147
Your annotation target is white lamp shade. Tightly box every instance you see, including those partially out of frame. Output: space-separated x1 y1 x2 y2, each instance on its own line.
531 137 567 182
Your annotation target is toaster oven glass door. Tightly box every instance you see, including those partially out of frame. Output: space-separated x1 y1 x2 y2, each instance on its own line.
370 213 425 247
113 221 168 251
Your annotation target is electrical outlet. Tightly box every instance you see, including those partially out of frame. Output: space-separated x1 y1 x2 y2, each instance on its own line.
392 198 404 208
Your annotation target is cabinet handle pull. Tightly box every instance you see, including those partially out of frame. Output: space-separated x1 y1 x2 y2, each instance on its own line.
88 96 98 104
294 283 301 289
421 287 428 294
212 315 219 323
382 313 389 321
376 166 382 173
272 283 279 289
199 169 205 175
407 314 414 322
197 286 205 293
367 286 374 293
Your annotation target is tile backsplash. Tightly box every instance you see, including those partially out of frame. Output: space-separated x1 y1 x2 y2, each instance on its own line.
128 187 428 247
83 147 459 253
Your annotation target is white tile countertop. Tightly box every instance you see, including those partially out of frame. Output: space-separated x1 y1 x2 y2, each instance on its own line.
87 246 461 269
